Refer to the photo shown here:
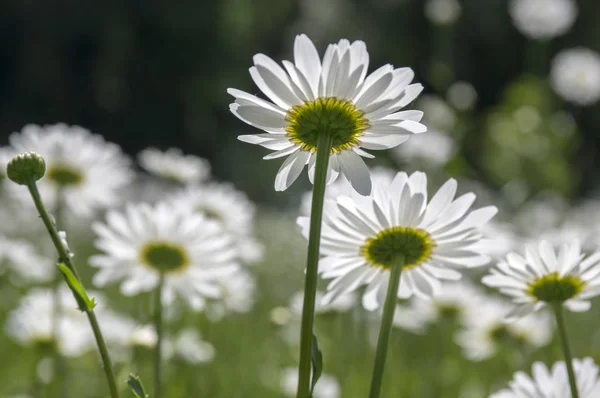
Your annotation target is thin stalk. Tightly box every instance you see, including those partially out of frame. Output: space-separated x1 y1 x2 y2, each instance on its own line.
368 255 404 398
552 303 579 398
52 188 67 398
26 180 120 398
296 132 333 398
154 273 165 398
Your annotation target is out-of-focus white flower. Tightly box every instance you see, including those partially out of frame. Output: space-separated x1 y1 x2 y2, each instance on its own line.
509 0 577 40
393 280 486 334
170 182 263 264
455 298 553 361
164 328 215 364
137 147 211 185
490 357 600 397
0 236 54 282
281 368 341 398
483 240 600 320
6 288 101 357
447 81 477 110
425 0 461 25
0 146 12 189
90 202 240 311
289 290 356 316
418 95 456 132
550 47 600 106
393 129 456 166
206 270 257 321
7 124 133 217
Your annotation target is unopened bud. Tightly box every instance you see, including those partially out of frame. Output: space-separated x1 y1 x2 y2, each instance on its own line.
6 152 46 186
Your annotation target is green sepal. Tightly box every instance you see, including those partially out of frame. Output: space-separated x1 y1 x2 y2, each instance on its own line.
127 374 149 398
57 263 96 312
310 333 324 394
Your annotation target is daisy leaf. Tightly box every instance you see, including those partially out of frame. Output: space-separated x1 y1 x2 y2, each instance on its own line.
310 333 324 394
57 263 96 312
127 374 149 398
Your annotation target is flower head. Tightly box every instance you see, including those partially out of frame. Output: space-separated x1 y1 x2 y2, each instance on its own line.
229 34 425 194
482 240 600 320
90 202 240 311
7 124 133 216
137 147 211 185
455 297 553 361
169 182 263 264
6 288 103 357
509 0 577 40
298 171 497 309
550 47 600 106
490 358 600 398
6 152 46 186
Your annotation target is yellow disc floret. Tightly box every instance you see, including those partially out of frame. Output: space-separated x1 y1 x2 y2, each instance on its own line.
360 227 435 270
285 97 370 154
527 273 586 303
139 241 190 274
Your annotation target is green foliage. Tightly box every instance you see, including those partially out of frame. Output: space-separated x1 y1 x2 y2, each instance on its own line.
127 375 149 398
57 263 97 312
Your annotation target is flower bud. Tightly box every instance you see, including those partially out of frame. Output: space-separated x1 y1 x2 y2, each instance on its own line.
6 152 46 186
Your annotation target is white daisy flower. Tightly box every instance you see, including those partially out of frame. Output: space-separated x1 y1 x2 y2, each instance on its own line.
299 167 396 217
206 269 257 321
509 0 577 40
0 146 12 190
164 328 215 365
298 171 497 309
482 240 600 320
393 280 485 334
7 124 133 216
170 182 263 264
6 288 99 357
490 357 600 398
393 129 456 167
229 34 426 195
0 236 54 282
425 0 462 26
456 297 553 361
90 202 240 311
137 147 211 185
280 367 341 398
550 47 600 106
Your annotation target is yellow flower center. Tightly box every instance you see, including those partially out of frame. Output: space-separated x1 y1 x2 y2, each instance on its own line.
527 272 586 303
285 97 370 154
46 164 84 186
139 241 190 274
360 227 435 270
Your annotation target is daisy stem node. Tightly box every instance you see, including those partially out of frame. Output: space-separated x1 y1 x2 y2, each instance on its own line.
552 302 579 398
296 131 333 398
154 273 165 398
369 255 404 398
24 179 120 398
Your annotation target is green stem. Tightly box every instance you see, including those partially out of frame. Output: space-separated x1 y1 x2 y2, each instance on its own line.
369 256 404 398
87 311 120 398
552 303 578 398
296 133 332 398
26 181 120 398
52 188 67 398
154 273 165 398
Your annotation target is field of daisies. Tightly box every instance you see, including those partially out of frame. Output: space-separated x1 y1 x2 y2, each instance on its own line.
2 0 600 397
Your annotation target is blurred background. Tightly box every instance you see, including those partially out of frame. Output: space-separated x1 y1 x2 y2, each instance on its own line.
1 0 600 204
2 0 600 397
